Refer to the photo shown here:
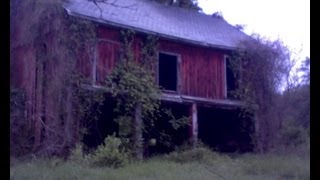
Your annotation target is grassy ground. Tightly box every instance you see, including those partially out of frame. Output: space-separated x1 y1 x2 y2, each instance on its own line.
10 149 309 180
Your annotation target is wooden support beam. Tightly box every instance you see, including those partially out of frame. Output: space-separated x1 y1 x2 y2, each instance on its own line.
160 93 243 109
189 103 198 148
80 84 242 109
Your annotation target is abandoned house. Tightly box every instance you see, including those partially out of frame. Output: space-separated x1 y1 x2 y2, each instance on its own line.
11 0 254 156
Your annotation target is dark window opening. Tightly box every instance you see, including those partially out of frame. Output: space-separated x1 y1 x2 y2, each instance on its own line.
198 106 254 153
158 53 178 91
226 57 237 98
82 96 118 150
144 102 189 157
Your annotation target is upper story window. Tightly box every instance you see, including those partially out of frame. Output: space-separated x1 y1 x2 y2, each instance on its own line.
158 52 179 92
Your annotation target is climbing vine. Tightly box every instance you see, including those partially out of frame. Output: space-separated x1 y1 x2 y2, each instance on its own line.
106 30 189 157
10 0 102 157
106 30 161 147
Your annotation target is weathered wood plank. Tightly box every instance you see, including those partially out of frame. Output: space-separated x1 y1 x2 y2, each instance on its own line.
81 84 243 108
190 103 198 147
79 26 230 100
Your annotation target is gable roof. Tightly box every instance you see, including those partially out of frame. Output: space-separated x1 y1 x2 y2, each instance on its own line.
64 0 249 50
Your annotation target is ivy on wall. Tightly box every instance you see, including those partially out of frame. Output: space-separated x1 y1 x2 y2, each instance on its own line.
106 30 189 157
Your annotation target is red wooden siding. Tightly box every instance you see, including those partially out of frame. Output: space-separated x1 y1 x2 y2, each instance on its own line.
79 26 227 99
97 26 121 42
76 45 93 83
159 39 226 99
11 46 37 125
76 26 122 85
96 41 120 85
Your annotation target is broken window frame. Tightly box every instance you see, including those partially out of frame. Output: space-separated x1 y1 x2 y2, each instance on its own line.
224 55 242 99
157 51 181 94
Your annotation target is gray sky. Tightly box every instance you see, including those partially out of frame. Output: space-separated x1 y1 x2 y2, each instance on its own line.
197 0 310 60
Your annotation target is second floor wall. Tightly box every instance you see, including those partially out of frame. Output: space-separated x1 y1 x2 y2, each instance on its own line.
77 25 232 100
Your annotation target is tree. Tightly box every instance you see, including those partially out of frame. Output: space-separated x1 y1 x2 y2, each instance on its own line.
275 57 310 150
230 35 292 153
152 0 201 11
299 57 310 85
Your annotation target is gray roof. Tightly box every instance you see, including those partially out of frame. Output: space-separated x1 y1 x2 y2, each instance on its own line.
64 0 249 50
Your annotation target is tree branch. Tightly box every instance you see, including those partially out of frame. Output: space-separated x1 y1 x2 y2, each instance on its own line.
88 0 138 19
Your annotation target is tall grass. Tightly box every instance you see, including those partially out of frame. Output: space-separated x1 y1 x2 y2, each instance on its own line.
10 148 309 180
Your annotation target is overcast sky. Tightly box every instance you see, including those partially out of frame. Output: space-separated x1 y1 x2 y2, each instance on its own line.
197 0 310 60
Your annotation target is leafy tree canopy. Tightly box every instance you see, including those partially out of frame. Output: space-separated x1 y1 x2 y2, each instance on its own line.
152 0 201 11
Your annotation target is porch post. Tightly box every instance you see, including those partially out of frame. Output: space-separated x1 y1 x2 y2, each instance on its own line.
189 103 198 148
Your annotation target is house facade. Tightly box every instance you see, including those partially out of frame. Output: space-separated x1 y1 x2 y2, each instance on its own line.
10 0 254 156
63 0 254 153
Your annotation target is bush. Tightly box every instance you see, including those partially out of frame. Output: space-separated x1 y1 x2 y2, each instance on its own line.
274 120 310 155
90 135 130 168
69 143 91 164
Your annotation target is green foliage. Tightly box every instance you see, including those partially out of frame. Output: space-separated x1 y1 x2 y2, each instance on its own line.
211 11 224 19
141 35 159 72
65 17 97 55
69 136 132 168
91 135 130 168
107 29 192 156
119 29 136 61
229 35 293 152
106 30 161 138
229 35 291 108
106 30 164 159
114 116 134 137
165 109 189 130
10 0 99 157
274 83 309 153
153 0 202 11
230 36 310 154
69 143 89 163
72 84 105 138
279 125 307 147
107 59 161 117
11 151 309 180
298 57 310 85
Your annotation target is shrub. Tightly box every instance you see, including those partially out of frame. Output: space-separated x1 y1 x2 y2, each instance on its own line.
91 135 130 168
69 143 91 164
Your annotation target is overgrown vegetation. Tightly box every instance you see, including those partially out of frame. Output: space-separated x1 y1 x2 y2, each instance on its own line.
10 0 190 160
10 0 100 157
90 135 130 168
229 35 310 153
10 89 32 156
11 146 310 180
152 0 201 11
106 29 189 159
69 135 130 168
10 0 309 172
106 30 162 141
